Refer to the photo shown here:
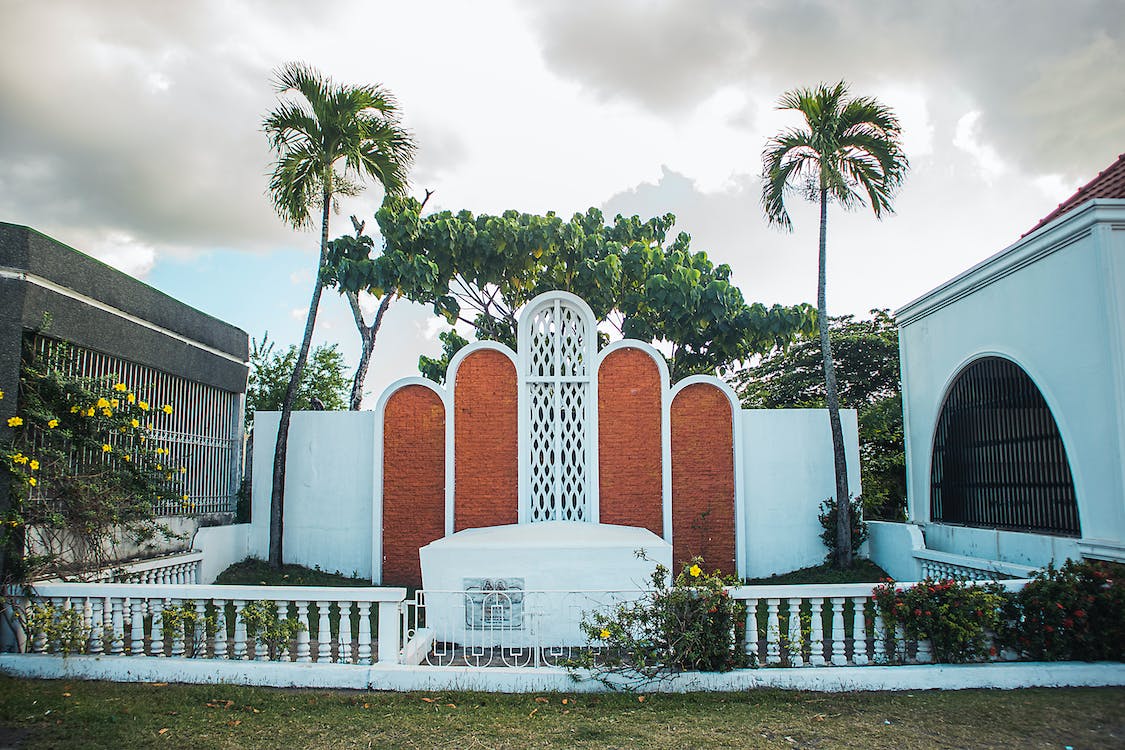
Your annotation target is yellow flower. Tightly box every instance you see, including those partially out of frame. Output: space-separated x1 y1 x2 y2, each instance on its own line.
96 397 110 409
130 419 139 428
113 382 128 392
161 404 173 415
689 564 702 578
28 477 37 487
69 405 79 413
123 454 132 462
126 393 136 404
101 443 112 453
599 628 611 639
6 416 23 427
102 408 112 417
29 460 39 471
110 398 119 408
0 388 4 399
156 464 163 471
179 466 186 474
85 407 95 417
182 494 189 502
155 447 165 455
165 473 172 480
12 453 27 464
139 435 146 443
47 418 59 429
138 401 150 411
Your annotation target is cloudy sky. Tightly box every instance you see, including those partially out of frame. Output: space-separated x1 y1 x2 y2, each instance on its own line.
2 0 1122 403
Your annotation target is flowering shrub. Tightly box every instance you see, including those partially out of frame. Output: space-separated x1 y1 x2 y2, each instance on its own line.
873 577 1006 663
573 557 747 682
1 344 186 582
998 560 1124 662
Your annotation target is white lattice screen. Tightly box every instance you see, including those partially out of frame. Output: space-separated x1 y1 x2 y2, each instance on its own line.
524 298 592 522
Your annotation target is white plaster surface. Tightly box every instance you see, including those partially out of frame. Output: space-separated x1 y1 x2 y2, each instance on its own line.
419 522 670 645
896 202 1125 567
251 411 376 578
865 521 925 581
192 523 251 583
3 654 1122 693
741 409 861 578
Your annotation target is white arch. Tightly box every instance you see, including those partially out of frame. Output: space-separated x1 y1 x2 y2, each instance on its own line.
516 291 600 524
371 377 448 584
924 349 1083 535
597 339 673 542
445 342 518 536
669 375 747 578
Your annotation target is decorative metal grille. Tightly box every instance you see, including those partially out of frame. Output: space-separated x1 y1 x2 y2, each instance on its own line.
526 299 590 522
26 335 242 516
930 356 1079 536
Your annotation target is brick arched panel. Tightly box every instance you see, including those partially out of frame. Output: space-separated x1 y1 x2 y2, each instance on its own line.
454 348 518 531
671 383 736 575
382 385 445 587
598 347 663 535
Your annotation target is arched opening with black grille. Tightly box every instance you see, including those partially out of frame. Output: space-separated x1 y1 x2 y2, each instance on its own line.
930 357 1080 536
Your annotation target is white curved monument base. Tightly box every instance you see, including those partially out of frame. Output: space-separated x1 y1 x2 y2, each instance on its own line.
419 522 672 647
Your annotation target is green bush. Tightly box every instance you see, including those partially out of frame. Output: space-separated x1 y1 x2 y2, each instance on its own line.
998 559 1124 662
818 496 868 560
873 578 1006 663
240 600 305 660
574 557 747 682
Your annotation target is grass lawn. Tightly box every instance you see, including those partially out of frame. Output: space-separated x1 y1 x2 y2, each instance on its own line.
0 677 1120 749
744 559 889 586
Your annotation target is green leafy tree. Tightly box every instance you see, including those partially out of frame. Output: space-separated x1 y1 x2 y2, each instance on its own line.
263 62 414 569
245 335 349 430
330 200 816 382
761 81 908 568
731 311 906 520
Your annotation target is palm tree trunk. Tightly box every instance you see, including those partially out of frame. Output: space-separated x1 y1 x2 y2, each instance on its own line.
346 290 395 411
818 187 852 568
268 188 332 569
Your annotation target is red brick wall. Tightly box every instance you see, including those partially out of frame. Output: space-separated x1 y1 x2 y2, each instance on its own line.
598 347 663 535
382 385 445 587
454 349 518 531
671 383 736 575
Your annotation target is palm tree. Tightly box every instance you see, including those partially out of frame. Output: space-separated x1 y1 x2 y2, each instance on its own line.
761 81 908 568
263 62 415 569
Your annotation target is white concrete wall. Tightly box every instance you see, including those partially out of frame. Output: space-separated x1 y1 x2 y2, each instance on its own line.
741 408 861 578
865 520 924 581
896 201 1125 566
250 411 376 579
192 523 251 583
249 407 865 583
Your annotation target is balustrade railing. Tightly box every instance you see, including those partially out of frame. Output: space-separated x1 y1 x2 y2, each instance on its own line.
3 583 405 664
913 549 1038 581
730 580 1030 667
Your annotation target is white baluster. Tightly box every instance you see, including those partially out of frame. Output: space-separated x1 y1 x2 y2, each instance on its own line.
169 598 184 657
31 599 48 653
916 638 932 664
786 598 803 667
213 600 228 659
743 599 759 663
809 598 825 666
872 610 887 664
895 623 907 663
130 599 145 655
109 598 125 655
150 598 166 656
193 600 208 657
295 602 311 662
765 599 781 665
851 597 869 665
829 598 846 666
338 601 354 664
356 602 372 665
89 597 104 655
277 600 290 661
232 600 247 660
315 600 331 663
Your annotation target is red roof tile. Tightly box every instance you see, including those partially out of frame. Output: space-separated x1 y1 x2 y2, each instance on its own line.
1023 152 1125 237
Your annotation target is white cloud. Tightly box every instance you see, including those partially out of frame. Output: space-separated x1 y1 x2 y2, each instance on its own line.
953 111 1007 180
87 232 157 278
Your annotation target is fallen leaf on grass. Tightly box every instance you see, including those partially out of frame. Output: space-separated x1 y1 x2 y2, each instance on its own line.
813 713 826 722
420 697 436 703
149 683 168 687
62 692 71 697
363 703 370 709
561 698 569 705
528 708 539 718
534 697 549 704
637 696 646 703
445 703 457 708
228 720 242 727
158 728 169 735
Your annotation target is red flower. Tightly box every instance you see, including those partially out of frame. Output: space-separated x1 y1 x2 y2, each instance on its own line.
1045 625 1055 633
914 608 922 617
1062 618 1074 628
1074 609 1086 618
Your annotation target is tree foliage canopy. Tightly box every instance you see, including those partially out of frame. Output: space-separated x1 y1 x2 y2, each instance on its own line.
324 199 817 382
730 310 905 519
245 335 348 429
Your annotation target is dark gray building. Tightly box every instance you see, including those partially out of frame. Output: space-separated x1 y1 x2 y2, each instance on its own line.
0 223 249 522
